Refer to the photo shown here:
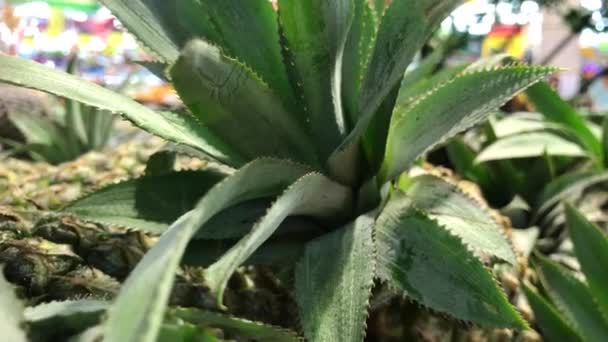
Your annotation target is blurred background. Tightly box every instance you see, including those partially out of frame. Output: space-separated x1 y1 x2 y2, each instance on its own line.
1 0 607 107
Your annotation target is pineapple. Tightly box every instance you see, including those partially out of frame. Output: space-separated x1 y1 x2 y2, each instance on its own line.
0 0 557 340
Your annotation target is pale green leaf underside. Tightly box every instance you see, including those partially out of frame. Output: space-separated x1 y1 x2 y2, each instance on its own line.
404 175 516 264
205 172 353 305
63 171 225 234
0 272 27 342
296 214 375 342
0 53 241 166
535 254 608 341
566 205 608 320
170 39 318 166
522 284 583 342
476 132 587 163
172 307 300 342
102 159 311 342
375 193 526 328
380 65 556 182
491 113 567 138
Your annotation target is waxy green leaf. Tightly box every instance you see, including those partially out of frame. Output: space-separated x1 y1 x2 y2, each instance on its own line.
375 193 526 328
296 214 375 342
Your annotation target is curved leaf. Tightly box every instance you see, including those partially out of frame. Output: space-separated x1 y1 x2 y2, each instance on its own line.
342 0 376 126
379 65 556 182
565 205 608 319
476 132 587 163
171 307 300 342
491 114 568 138
404 175 516 264
0 54 242 166
534 254 608 341
329 0 461 182
170 40 318 166
375 193 526 328
522 283 583 342
535 171 608 218
527 82 601 158
296 214 375 342
277 0 349 159
184 0 296 111
205 173 353 305
102 159 311 342
63 171 225 234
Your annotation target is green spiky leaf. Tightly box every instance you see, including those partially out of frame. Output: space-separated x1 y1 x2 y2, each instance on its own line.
565 205 608 319
329 0 461 182
476 132 587 163
403 175 516 264
98 0 180 62
205 172 353 306
522 283 583 342
277 0 349 158
534 253 608 341
63 171 225 234
342 0 376 126
296 213 375 342
171 307 300 342
375 193 526 328
380 65 556 182
0 53 242 166
170 39 317 165
101 159 310 342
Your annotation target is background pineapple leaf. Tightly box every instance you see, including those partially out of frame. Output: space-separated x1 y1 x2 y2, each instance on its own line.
534 171 608 219
171 307 301 342
475 132 588 162
102 159 310 342
295 213 375 342
0 54 243 166
97 0 180 62
565 205 608 319
403 175 516 264
278 0 347 159
375 193 526 328
205 172 354 306
0 271 27 342
8 112 76 164
25 300 108 342
490 113 568 138
63 171 225 234
379 65 556 182
170 39 318 166
522 283 583 342
534 253 608 341
526 82 601 158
